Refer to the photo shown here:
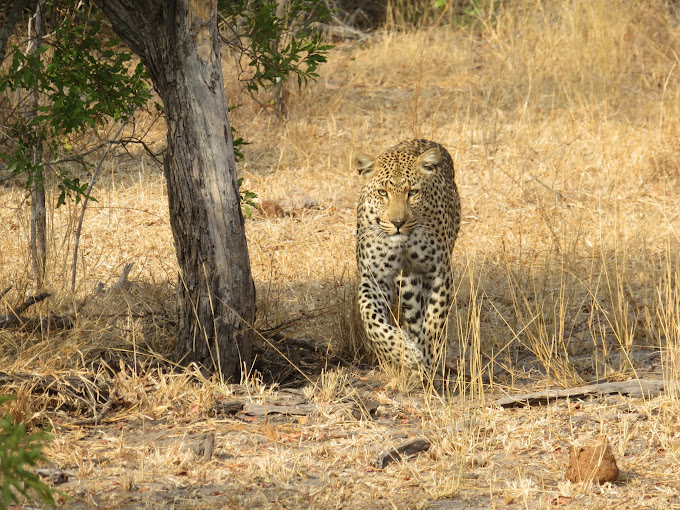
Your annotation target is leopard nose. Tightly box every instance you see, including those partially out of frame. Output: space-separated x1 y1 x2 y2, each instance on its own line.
391 218 406 229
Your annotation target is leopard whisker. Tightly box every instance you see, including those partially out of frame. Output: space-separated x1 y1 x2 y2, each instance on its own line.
357 225 388 242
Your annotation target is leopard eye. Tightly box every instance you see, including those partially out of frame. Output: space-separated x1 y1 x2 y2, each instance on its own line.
377 189 388 197
408 189 420 198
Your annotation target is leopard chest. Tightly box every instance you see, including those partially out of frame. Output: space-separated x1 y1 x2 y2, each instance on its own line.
358 231 445 279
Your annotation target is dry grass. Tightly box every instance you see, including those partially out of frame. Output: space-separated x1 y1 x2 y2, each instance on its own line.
2 0 680 507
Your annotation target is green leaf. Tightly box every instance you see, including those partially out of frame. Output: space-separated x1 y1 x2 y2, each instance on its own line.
0 396 58 506
0 4 152 205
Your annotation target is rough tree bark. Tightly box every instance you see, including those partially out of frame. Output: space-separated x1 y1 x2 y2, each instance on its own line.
93 0 256 381
26 0 46 288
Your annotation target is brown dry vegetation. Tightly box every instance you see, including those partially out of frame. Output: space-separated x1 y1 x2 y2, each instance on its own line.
2 0 680 508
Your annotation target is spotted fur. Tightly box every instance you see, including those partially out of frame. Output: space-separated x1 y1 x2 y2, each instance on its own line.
356 139 461 373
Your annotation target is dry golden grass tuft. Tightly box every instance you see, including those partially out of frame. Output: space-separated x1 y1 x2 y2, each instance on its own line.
2 0 680 507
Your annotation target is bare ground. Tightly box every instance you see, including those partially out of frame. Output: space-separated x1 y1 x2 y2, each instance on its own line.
19 345 679 510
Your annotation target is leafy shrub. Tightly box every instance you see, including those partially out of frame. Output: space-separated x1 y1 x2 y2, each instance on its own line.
0 395 56 508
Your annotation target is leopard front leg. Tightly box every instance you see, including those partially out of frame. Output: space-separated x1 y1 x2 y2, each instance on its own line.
394 272 427 365
421 269 453 371
358 273 424 370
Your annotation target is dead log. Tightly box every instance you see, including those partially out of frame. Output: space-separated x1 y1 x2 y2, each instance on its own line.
495 379 665 408
240 402 316 417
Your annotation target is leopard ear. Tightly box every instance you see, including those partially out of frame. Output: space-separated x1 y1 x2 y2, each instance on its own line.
355 154 376 176
416 147 441 174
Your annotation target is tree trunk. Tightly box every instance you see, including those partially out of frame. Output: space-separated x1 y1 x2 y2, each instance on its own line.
29 164 46 287
27 0 46 288
93 0 255 381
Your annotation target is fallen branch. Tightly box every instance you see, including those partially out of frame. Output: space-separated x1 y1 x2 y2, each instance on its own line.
14 291 51 315
375 438 431 469
0 291 55 329
240 402 316 417
111 262 134 291
0 286 11 300
0 312 74 331
71 389 119 426
495 379 666 408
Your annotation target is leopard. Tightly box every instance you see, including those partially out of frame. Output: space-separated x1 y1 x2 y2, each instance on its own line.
355 139 461 374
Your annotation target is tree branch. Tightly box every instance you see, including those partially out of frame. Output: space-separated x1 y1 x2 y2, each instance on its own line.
71 122 126 292
14 291 50 315
0 0 38 64
92 0 158 60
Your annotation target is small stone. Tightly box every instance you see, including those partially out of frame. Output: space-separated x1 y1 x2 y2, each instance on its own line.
565 436 619 483
465 454 488 468
301 195 319 209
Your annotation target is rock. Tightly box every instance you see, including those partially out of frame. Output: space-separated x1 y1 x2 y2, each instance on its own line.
36 468 69 485
285 191 319 210
565 437 619 483
258 200 286 218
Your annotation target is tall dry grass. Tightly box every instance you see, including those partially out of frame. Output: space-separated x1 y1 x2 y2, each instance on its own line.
0 0 678 387
235 0 680 388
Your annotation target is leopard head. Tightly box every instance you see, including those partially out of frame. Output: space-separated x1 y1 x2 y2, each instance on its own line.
356 144 441 238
